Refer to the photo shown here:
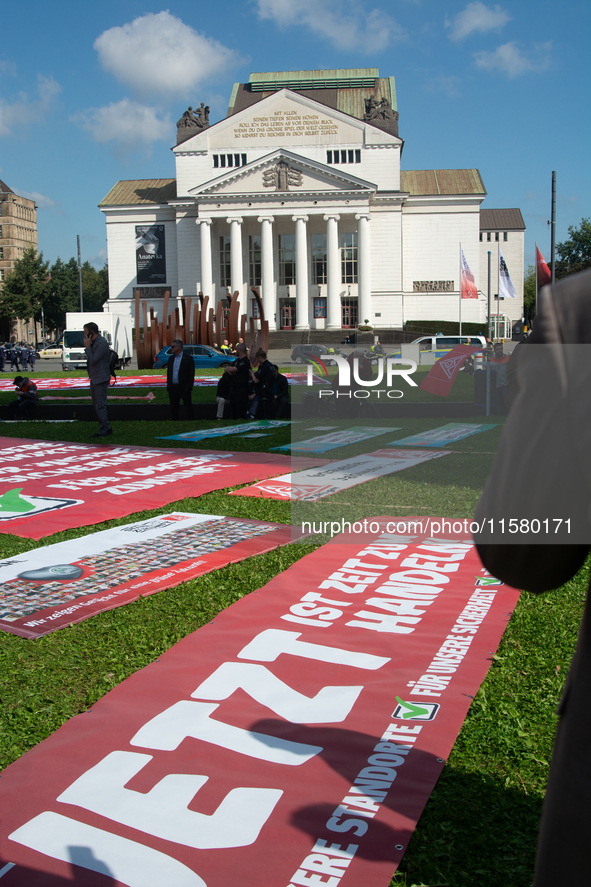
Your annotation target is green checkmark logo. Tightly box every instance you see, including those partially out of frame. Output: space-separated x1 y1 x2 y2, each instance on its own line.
395 697 430 719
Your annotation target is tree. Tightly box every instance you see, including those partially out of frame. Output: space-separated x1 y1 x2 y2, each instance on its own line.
0 247 49 323
43 259 109 332
524 264 536 321
556 217 591 278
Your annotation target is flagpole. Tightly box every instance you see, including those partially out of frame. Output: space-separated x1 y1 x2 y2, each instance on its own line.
459 243 462 335
535 241 538 321
496 243 501 340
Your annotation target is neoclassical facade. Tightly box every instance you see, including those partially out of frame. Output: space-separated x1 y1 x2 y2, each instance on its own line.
100 69 524 333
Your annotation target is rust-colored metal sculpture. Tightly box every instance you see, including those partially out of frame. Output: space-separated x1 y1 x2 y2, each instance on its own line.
133 286 270 368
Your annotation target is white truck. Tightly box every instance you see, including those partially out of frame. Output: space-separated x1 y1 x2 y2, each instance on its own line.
62 312 133 371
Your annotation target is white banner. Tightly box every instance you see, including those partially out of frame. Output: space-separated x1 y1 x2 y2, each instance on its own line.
231 448 450 500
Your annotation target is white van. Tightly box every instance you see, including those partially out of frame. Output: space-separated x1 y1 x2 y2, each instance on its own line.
411 334 487 352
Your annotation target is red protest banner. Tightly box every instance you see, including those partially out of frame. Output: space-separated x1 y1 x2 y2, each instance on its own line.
0 438 327 540
0 518 519 887
419 345 483 397
0 513 294 638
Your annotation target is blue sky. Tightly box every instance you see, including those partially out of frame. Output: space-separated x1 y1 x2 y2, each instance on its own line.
1 0 588 272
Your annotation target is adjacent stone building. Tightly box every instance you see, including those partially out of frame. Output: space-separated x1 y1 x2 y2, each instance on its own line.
100 69 525 335
0 179 38 341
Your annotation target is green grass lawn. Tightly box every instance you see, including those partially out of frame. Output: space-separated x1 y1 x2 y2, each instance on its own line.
0 394 582 887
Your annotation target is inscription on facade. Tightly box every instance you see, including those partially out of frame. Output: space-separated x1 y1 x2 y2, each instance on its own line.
233 110 339 139
413 280 455 292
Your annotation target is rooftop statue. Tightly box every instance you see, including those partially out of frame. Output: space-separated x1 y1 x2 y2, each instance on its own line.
363 95 399 137
176 102 210 144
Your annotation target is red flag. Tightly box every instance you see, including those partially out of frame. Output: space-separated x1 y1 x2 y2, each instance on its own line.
536 246 551 288
461 249 478 299
420 344 484 397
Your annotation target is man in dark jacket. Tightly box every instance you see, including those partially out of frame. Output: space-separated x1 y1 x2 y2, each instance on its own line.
474 269 591 885
84 322 112 437
166 339 195 420
225 342 250 419
10 376 38 419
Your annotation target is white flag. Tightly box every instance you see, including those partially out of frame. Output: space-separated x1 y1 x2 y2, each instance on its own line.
499 248 517 299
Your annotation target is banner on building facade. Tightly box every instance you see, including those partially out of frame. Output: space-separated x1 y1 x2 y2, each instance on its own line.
389 423 497 448
272 426 396 454
0 513 294 639
0 518 520 887
0 438 327 539
135 225 166 285
231 449 450 500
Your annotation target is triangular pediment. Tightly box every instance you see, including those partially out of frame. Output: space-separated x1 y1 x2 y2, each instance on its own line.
174 88 401 153
189 149 375 198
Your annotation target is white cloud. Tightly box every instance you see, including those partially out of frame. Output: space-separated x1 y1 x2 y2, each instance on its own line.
94 11 240 98
446 2 510 41
14 190 58 210
424 74 461 98
0 60 17 77
72 99 172 156
474 41 552 77
0 74 61 137
88 248 108 268
256 0 404 52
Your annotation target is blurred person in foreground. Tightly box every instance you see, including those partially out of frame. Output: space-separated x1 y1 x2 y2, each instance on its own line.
474 269 591 885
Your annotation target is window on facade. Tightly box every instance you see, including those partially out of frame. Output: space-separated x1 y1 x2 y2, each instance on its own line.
213 154 247 169
249 235 261 286
495 232 499 241
341 232 358 283
0 226 2 237
278 234 296 285
487 232 491 242
504 232 508 241
311 233 327 284
0 247 3 259
0 269 3 280
326 149 361 165
219 236 231 288
479 232 483 241
314 297 327 318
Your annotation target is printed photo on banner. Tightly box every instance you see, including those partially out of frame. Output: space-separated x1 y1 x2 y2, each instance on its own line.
0 513 293 638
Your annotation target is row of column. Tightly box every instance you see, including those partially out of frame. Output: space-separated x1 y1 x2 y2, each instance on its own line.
197 213 371 331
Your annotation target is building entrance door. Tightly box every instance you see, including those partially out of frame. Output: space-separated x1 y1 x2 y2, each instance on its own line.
280 303 296 329
341 298 358 328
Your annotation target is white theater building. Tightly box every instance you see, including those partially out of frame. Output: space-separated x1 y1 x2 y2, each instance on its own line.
100 69 524 334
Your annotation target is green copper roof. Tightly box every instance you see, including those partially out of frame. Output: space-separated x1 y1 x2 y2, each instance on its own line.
228 68 397 119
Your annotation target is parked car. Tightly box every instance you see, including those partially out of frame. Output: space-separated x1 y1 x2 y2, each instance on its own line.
153 344 236 370
290 345 343 365
38 344 63 359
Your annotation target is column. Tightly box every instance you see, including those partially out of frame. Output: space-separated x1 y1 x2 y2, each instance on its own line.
227 217 243 297
197 219 212 296
293 215 309 330
258 215 276 331
324 214 341 329
356 213 371 327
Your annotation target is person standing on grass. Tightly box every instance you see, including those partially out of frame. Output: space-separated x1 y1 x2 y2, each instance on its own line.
166 339 195 421
0 343 5 372
225 342 250 418
83 322 112 438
